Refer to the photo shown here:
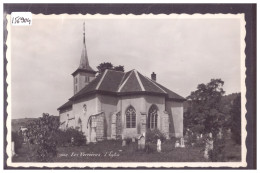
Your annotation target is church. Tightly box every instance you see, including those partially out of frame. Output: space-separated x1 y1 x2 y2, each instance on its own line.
58 24 186 143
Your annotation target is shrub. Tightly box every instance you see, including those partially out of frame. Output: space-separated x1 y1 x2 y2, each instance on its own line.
124 138 132 145
12 131 24 153
210 134 226 161
54 130 68 147
231 94 241 145
27 113 60 162
184 131 197 147
146 129 166 144
55 128 86 147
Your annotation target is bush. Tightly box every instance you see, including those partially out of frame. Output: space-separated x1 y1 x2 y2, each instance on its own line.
27 113 60 162
124 138 132 145
55 128 86 147
210 134 226 162
184 131 197 147
231 94 241 145
12 131 24 153
144 129 165 153
146 129 166 144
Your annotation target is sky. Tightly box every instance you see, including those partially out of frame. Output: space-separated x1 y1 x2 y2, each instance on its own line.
10 15 243 119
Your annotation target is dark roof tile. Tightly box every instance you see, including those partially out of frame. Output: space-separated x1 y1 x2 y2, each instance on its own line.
57 100 73 110
67 69 185 102
155 82 186 101
137 72 165 94
120 71 142 92
99 70 125 92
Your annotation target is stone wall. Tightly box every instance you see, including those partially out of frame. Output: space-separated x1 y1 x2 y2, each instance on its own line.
119 95 167 139
72 94 100 138
119 95 145 139
74 72 95 94
96 113 105 141
140 112 147 135
161 111 170 139
99 95 118 138
59 109 73 130
165 101 184 138
144 95 165 130
111 111 122 139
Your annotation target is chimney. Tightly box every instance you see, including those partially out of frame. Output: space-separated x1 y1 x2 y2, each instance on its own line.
151 72 156 81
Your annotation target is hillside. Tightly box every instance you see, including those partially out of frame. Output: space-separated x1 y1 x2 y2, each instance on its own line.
183 92 241 112
12 116 59 132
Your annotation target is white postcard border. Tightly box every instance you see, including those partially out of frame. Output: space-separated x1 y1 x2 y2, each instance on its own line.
6 13 247 168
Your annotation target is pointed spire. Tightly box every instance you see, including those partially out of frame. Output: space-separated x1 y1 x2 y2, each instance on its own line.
72 22 96 76
83 22 85 44
79 22 90 69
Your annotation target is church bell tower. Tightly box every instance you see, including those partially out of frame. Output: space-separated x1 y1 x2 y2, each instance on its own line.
72 22 96 94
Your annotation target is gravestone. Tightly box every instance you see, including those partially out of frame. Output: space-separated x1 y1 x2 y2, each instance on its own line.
175 140 180 148
71 137 74 145
11 141 15 157
132 138 136 143
196 135 200 140
204 147 209 159
122 134 126 146
209 132 212 138
86 136 90 144
157 139 161 152
138 133 146 150
217 129 223 139
204 135 214 159
180 137 185 148
138 136 145 150
90 127 97 143
122 140 126 147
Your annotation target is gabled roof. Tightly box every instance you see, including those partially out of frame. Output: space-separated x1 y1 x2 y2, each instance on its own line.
66 69 186 102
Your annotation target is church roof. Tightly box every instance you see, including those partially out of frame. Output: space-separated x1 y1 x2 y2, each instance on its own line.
68 69 186 102
57 100 73 111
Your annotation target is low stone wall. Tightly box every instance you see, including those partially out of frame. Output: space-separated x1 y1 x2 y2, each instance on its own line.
96 113 105 141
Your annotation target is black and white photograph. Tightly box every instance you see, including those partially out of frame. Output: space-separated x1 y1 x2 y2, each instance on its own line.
4 4 255 168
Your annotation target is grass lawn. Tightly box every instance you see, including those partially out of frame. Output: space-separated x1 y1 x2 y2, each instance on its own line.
12 137 241 162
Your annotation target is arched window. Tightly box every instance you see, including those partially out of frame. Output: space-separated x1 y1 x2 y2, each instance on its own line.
148 105 158 129
125 105 136 128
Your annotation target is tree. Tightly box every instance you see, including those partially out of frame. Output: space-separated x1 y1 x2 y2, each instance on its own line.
184 79 226 161
26 113 60 162
97 62 124 75
230 94 241 144
185 79 225 136
113 65 124 72
12 131 24 153
97 62 113 74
